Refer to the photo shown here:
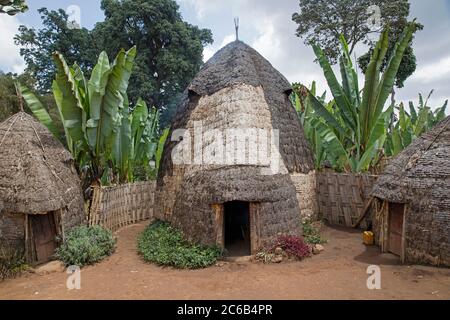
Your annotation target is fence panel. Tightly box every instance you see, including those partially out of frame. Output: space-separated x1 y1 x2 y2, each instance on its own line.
89 181 155 232
316 172 378 228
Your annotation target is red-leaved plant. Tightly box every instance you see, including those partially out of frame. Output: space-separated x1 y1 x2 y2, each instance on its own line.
276 235 311 259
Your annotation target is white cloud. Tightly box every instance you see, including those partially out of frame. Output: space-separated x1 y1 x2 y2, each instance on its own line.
410 56 450 84
203 33 235 62
178 0 222 20
186 0 450 112
251 16 281 62
0 15 25 74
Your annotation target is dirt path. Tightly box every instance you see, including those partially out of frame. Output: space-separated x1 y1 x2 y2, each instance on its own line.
0 222 449 300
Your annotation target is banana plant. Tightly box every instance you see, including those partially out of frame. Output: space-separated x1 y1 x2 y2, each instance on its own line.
305 22 416 172
21 47 163 185
292 82 328 169
385 91 448 156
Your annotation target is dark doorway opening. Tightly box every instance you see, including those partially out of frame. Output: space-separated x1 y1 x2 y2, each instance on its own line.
388 203 404 256
224 201 251 256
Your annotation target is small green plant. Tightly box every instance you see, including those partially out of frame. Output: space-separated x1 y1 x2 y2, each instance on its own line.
302 220 327 245
56 225 116 267
0 243 29 281
137 220 222 269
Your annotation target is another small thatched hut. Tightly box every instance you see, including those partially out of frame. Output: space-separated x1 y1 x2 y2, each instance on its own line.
0 112 84 264
155 40 316 255
372 116 450 266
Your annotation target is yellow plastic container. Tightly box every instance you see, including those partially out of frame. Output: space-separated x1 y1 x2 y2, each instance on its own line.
363 231 374 245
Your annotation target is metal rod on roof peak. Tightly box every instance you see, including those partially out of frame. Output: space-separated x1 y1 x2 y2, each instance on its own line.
234 17 239 41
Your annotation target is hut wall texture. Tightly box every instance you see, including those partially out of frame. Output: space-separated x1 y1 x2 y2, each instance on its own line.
0 212 25 250
89 181 156 232
290 171 318 221
154 83 309 247
317 172 377 228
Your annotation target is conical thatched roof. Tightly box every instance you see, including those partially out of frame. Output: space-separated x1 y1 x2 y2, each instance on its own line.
372 116 450 203
0 112 83 214
160 40 314 178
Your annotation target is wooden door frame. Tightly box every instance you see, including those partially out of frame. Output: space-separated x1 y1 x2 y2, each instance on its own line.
26 211 62 264
386 202 407 262
212 202 260 255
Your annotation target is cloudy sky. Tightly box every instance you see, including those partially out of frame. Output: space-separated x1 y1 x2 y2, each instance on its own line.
1 0 449 109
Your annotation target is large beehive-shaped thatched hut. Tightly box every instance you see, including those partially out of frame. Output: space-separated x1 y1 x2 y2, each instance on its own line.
0 112 84 264
372 116 450 266
155 40 316 255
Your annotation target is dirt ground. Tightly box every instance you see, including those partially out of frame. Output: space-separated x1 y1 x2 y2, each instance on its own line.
0 221 449 300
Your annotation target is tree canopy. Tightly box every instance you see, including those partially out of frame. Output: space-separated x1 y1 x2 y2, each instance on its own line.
93 0 213 126
0 0 27 15
292 0 421 88
14 8 98 93
14 0 213 126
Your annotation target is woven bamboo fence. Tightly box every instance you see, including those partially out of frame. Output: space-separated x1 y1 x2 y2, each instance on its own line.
316 172 378 228
89 181 156 232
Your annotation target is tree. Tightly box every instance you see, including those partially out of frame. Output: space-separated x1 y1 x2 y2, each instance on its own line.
0 71 35 121
293 0 410 61
0 0 27 15
292 0 421 88
14 8 98 93
15 1 213 126
92 0 213 126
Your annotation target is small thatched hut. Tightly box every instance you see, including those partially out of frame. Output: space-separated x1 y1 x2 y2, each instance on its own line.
154 40 316 255
372 116 450 266
0 112 84 264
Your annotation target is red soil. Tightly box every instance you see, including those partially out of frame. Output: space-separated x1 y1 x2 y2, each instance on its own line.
0 221 449 300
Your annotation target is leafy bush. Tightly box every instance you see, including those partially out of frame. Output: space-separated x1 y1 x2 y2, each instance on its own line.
302 220 327 245
0 243 28 281
137 220 222 269
56 225 116 266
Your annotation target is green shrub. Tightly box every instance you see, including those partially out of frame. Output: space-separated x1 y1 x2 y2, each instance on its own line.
56 225 116 266
302 220 327 245
137 220 222 269
0 243 29 281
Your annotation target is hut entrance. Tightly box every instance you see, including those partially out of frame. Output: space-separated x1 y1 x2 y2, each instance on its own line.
224 201 251 256
30 213 58 264
388 203 405 256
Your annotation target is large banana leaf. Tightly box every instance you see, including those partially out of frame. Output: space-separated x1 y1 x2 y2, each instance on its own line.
313 44 357 132
373 23 415 127
359 29 388 143
339 35 360 108
87 46 136 162
112 94 132 183
52 52 88 157
311 118 349 170
308 91 346 135
156 128 170 171
17 83 60 139
131 98 149 159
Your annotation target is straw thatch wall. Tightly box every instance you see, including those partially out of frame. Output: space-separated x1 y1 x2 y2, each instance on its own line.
89 181 155 232
317 172 377 228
